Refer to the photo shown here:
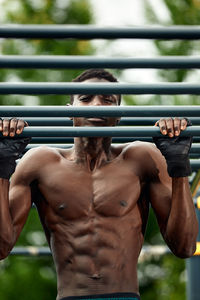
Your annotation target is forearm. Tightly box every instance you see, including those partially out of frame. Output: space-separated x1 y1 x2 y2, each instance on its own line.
165 177 198 258
0 178 14 259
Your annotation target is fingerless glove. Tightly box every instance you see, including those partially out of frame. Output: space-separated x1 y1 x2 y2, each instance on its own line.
0 137 31 179
153 136 192 177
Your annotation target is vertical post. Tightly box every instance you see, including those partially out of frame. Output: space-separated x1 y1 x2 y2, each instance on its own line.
186 174 200 300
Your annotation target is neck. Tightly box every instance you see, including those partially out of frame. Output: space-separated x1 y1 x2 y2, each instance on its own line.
73 137 112 171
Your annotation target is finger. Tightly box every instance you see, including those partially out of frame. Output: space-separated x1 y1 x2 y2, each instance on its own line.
166 118 174 137
9 118 18 137
181 118 188 131
16 119 27 135
2 119 10 136
174 117 181 136
154 120 159 127
157 118 167 135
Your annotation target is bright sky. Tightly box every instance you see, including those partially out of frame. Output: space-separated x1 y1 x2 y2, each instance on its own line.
88 0 169 84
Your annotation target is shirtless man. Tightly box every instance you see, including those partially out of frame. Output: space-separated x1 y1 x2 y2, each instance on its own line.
0 69 198 300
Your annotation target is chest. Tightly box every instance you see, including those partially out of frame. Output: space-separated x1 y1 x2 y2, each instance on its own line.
36 158 142 219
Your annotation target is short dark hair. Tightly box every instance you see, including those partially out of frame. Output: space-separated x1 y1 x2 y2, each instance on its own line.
70 69 121 104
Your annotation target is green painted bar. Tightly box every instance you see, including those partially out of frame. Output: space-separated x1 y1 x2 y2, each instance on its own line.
1 56 200 69
187 206 200 300
1 106 200 117
1 25 200 39
1 82 200 95
29 137 200 143
4 126 198 137
24 143 200 153
30 137 152 143
20 117 200 126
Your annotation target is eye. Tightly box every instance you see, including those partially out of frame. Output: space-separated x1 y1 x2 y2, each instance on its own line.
79 96 90 102
103 96 114 103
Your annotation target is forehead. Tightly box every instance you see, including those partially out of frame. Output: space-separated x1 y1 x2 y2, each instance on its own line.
81 77 110 83
77 77 118 99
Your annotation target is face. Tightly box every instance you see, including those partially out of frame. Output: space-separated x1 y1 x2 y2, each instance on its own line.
72 78 120 127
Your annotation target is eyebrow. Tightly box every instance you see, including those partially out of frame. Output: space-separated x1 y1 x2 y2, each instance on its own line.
78 94 117 98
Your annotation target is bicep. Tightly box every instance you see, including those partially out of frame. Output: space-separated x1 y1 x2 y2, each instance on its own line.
8 152 35 243
9 181 32 243
147 145 172 235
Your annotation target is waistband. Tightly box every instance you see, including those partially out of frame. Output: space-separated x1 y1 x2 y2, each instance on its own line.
60 292 140 300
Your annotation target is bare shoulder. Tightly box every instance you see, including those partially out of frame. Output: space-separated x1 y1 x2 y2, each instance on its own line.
12 145 62 185
17 145 62 169
113 141 167 178
118 141 161 159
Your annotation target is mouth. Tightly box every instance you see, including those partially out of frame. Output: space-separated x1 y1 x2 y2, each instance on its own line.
86 117 107 123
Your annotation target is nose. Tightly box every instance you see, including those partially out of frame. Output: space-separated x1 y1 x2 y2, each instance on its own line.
91 95 102 106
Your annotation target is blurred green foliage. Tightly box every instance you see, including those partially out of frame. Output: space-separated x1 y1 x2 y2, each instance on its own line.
0 1 198 300
0 0 94 106
143 0 200 106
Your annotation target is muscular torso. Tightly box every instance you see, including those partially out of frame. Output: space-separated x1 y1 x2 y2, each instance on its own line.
31 143 152 299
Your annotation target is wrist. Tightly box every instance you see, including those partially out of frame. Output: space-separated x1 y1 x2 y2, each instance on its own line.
166 156 191 177
0 159 16 179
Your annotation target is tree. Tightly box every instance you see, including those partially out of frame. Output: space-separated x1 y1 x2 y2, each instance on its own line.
0 0 94 105
144 0 200 105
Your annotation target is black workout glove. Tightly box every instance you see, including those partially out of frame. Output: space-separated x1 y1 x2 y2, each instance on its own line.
153 120 192 177
0 137 31 179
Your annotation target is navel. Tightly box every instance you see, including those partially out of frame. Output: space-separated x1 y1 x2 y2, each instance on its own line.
59 204 67 210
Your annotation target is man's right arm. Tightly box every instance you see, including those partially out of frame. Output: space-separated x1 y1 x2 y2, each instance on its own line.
0 174 32 259
0 118 32 259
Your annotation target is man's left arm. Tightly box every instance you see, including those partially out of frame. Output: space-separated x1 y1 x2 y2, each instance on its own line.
148 117 198 258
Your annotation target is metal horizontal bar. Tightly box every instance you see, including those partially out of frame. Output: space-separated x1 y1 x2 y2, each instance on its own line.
1 106 200 117
1 25 200 39
9 245 171 257
30 137 200 143
4 126 198 137
23 117 200 126
1 82 200 95
24 143 200 156
190 160 200 171
190 144 200 153
2 56 200 69
10 246 51 256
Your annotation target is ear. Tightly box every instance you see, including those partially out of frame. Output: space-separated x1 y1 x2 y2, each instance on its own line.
66 103 73 120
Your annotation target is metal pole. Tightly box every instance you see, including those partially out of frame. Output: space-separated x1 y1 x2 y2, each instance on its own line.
187 194 200 300
24 143 200 155
29 136 200 144
3 126 198 137
21 117 200 126
1 56 200 69
1 106 200 117
1 25 200 39
1 82 200 95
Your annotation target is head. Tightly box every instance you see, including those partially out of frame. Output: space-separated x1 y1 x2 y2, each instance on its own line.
70 69 121 105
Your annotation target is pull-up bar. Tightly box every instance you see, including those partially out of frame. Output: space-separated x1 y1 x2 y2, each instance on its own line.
29 137 200 144
21 117 200 126
1 106 200 117
10 126 199 138
25 143 200 154
1 56 200 69
1 82 200 95
1 25 200 39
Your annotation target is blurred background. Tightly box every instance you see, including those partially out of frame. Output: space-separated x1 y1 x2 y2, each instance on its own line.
0 0 199 299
